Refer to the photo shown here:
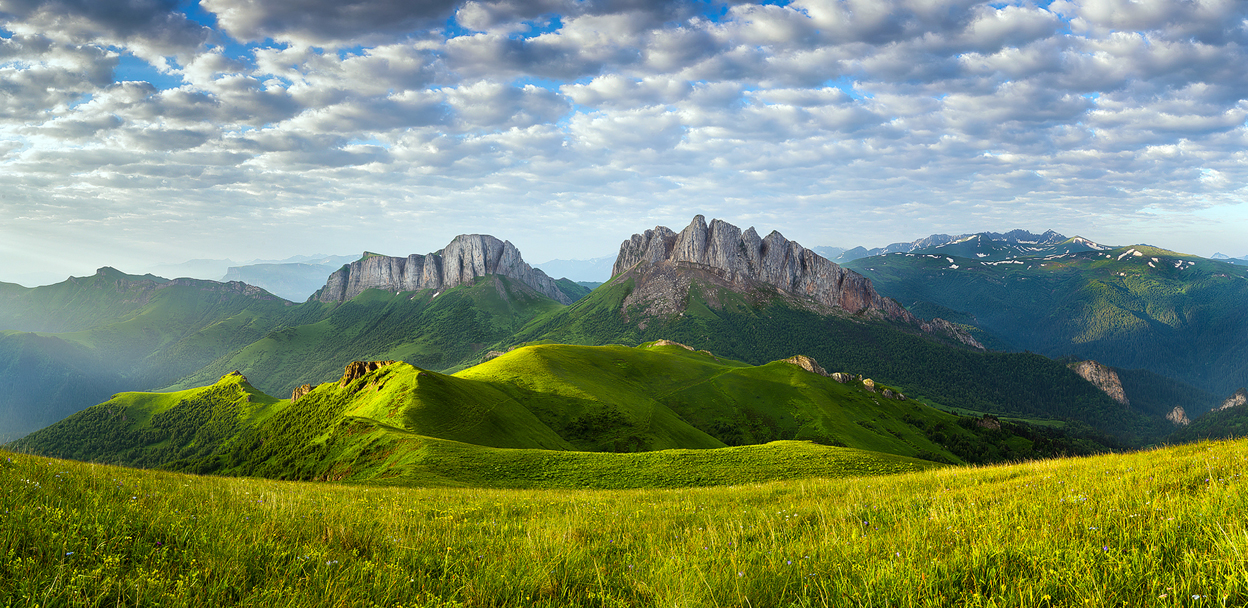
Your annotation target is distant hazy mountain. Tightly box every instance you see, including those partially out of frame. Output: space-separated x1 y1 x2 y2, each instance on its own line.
0 268 293 440
810 246 846 259
833 230 1073 263
533 255 616 282
149 254 355 283
222 254 357 302
1212 253 1248 266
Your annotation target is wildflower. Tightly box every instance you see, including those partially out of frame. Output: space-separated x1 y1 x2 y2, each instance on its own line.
738 572 743 577
65 552 73 556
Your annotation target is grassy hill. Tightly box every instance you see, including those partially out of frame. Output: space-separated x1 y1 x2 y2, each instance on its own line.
0 267 177 333
3 438 1245 606
846 246 1248 395
0 272 295 440
168 275 569 399
12 342 1106 480
508 278 1168 444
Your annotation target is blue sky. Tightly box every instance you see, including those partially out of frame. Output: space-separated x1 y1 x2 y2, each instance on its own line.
1 0 1246 286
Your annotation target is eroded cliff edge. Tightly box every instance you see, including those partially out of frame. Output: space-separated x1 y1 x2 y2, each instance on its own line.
313 234 571 305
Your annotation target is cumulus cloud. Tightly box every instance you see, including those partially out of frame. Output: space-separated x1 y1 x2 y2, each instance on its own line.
4 0 1248 284
0 0 209 60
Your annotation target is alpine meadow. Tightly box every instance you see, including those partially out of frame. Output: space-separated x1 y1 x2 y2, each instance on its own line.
5 0 1248 606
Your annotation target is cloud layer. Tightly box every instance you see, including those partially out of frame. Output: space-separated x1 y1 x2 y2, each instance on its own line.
2 0 1247 284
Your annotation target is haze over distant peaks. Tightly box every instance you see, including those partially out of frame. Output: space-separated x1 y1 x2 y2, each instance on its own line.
832 229 1105 263
313 234 571 304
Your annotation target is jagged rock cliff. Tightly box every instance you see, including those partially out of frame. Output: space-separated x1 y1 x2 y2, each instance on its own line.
1069 360 1129 406
1215 388 1248 411
1166 407 1191 426
610 216 982 349
313 235 571 305
612 216 911 319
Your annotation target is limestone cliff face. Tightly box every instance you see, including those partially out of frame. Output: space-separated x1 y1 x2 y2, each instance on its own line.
314 235 571 305
609 216 987 351
1215 388 1248 411
611 216 914 320
1069 360 1129 406
1166 407 1191 426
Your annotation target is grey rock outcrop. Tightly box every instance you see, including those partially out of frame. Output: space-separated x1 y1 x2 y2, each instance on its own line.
314 235 571 305
1069 360 1129 406
611 215 914 320
1166 406 1191 426
784 355 829 377
919 318 985 350
1215 388 1248 411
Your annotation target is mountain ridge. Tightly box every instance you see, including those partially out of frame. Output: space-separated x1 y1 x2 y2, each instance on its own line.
313 234 571 305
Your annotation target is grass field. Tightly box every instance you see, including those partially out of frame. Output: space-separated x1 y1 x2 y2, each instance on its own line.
3 438 1246 607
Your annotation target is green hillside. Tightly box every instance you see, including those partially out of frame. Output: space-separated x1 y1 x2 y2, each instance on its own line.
8 371 285 467
12 342 1102 481
509 278 1166 444
847 246 1248 395
1170 390 1248 443
3 438 1246 606
0 267 181 333
0 274 295 440
169 275 567 399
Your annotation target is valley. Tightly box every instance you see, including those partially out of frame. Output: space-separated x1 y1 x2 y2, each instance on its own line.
3 216 1248 608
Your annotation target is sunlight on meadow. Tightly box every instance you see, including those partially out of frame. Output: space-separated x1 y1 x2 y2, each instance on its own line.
3 439 1247 607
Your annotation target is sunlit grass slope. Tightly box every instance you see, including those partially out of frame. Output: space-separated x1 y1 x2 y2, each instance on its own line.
509 279 1156 445
460 343 978 459
8 372 285 468
170 275 566 397
15 343 1110 480
4 440 1247 607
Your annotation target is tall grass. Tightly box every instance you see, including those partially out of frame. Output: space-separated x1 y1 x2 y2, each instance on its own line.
3 439 1246 607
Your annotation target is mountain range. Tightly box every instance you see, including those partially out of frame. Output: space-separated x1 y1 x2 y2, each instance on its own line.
3 216 1246 464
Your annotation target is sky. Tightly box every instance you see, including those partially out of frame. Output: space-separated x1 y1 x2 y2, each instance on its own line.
1 0 1246 286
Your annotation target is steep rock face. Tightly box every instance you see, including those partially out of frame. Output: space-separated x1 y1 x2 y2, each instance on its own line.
290 384 316 402
611 216 914 320
1069 360 1129 406
339 361 397 387
1167 407 1191 426
1215 388 1248 411
315 235 571 305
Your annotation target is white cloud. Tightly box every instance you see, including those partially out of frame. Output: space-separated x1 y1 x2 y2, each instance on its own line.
4 0 1248 285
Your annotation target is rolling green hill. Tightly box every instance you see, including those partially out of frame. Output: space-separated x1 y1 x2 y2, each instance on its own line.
11 343 1104 481
847 246 1248 396
168 275 568 399
0 271 296 440
0 267 180 333
508 277 1169 444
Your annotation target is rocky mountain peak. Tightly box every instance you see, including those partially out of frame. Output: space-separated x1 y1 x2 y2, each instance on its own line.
314 234 571 304
612 215 914 321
